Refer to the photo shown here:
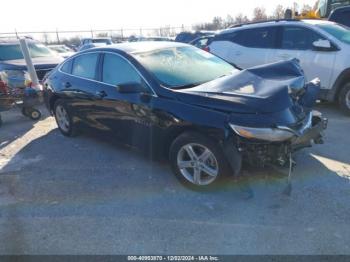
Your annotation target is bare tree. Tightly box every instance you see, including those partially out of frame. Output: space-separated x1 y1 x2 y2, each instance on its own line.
235 13 250 24
273 4 285 19
252 7 268 22
42 32 49 44
300 4 313 15
224 14 235 27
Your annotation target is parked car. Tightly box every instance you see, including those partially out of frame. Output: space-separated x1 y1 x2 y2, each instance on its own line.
43 42 327 190
329 6 350 27
175 31 214 43
129 36 173 42
189 35 214 51
78 38 113 51
48 45 75 58
209 19 350 114
0 39 63 82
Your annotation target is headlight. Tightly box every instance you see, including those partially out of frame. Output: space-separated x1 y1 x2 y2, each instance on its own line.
230 124 296 142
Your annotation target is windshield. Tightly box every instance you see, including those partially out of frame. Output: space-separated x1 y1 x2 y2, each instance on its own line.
133 46 236 88
50 46 71 53
317 23 350 44
0 42 55 61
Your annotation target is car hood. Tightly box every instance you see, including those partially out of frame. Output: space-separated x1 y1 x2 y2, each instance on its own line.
175 59 306 114
1 56 63 70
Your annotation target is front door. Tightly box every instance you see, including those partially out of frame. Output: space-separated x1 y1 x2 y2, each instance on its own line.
271 26 337 89
93 52 157 149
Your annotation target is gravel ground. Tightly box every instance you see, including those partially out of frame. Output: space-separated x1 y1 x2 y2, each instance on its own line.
0 103 349 255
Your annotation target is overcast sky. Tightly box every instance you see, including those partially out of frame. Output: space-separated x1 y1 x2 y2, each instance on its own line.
0 0 316 33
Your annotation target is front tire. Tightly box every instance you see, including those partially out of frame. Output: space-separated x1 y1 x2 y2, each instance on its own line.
339 83 350 115
54 100 78 137
169 132 235 191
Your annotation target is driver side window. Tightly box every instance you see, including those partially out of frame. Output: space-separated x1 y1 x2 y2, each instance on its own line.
102 53 147 89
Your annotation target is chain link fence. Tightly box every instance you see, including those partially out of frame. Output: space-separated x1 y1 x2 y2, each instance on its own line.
0 26 193 45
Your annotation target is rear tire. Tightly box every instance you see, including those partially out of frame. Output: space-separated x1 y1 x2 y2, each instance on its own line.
169 132 237 191
339 83 350 115
54 100 78 137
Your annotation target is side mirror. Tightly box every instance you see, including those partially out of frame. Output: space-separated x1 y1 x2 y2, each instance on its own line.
116 82 147 94
312 39 332 51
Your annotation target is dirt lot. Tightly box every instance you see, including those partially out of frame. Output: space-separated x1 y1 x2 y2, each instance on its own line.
0 104 349 255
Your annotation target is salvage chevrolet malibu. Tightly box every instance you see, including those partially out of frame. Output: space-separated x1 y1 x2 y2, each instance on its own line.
43 42 327 189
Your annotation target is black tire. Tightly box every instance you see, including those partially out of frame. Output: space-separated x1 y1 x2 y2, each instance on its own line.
169 132 239 191
339 83 350 115
28 109 41 121
53 99 78 137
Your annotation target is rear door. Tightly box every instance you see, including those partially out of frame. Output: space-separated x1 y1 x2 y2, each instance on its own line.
271 25 336 89
61 52 101 125
210 26 278 69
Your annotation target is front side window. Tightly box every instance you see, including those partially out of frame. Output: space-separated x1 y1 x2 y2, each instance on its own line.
232 27 278 49
281 26 326 50
133 46 236 88
102 53 143 86
72 53 98 79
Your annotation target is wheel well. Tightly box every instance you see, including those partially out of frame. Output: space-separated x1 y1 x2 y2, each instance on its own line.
333 69 350 102
162 126 225 159
49 94 60 113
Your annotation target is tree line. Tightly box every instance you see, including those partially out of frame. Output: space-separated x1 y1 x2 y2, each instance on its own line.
193 3 314 31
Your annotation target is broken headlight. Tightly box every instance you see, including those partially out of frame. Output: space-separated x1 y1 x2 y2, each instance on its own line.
230 124 296 142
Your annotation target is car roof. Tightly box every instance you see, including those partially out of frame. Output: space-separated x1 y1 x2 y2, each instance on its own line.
87 41 189 54
218 19 336 35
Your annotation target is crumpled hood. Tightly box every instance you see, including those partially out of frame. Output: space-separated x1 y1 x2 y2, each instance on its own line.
175 59 306 114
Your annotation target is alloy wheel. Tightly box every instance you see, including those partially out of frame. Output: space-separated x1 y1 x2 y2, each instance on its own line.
177 143 219 186
55 105 70 133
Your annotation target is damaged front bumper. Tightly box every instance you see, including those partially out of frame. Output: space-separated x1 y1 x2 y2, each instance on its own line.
229 111 328 167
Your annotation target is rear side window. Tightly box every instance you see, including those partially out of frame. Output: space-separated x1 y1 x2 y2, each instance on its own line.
215 27 278 49
72 53 99 80
61 60 72 73
281 26 326 50
102 53 143 86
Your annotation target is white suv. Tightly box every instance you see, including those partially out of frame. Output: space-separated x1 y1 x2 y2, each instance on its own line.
209 19 350 114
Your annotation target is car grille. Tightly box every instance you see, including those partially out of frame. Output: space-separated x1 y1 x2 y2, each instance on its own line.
36 68 54 80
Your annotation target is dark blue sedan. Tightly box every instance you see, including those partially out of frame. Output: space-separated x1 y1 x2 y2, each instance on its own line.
43 42 326 190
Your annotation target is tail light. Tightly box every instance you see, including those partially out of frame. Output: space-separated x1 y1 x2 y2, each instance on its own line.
203 46 210 52
0 80 9 95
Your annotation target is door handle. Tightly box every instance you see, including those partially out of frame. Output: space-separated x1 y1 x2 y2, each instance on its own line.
64 82 71 88
95 90 107 98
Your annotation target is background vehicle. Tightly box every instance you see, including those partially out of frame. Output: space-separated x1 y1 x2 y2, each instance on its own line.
189 35 214 51
43 42 326 190
286 0 350 20
329 6 350 27
175 31 214 43
209 19 350 114
128 36 173 42
48 44 75 58
0 39 63 82
78 37 113 51
0 39 63 124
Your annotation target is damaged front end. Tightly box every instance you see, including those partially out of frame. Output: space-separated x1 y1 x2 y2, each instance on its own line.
226 60 328 168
